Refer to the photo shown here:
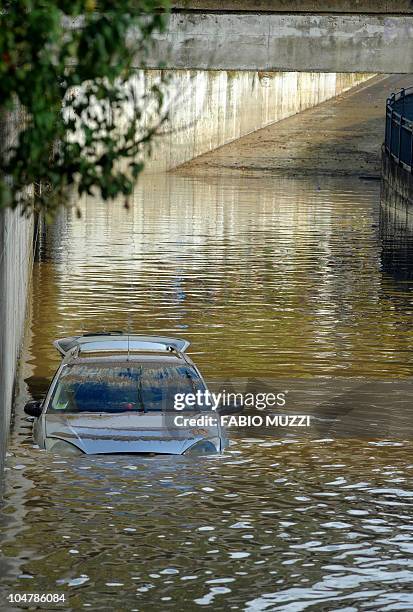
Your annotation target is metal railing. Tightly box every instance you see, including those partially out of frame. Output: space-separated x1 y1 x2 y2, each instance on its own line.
385 87 413 172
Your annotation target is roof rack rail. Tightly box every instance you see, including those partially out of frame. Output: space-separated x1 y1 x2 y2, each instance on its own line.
82 330 124 337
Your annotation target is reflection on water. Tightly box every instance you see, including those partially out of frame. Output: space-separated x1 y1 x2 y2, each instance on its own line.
30 175 413 379
2 174 413 609
381 184 413 284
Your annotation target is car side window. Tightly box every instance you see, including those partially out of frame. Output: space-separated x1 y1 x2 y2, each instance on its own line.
51 383 74 411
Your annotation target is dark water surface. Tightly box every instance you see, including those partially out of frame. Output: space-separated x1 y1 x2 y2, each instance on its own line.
1 174 413 610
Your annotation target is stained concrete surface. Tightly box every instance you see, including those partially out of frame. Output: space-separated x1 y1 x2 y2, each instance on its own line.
0 108 33 474
172 1 413 13
174 74 413 178
147 13 413 73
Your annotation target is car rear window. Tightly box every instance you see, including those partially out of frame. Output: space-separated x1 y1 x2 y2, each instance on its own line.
48 363 206 413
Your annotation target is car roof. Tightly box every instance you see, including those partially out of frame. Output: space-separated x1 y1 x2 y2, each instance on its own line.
54 334 190 357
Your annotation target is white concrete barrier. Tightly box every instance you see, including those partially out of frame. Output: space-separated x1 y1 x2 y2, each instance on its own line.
0 108 33 473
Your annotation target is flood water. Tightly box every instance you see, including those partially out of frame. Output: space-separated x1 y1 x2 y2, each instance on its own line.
2 173 413 610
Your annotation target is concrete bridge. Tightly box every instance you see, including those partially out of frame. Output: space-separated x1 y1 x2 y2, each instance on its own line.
143 1 413 73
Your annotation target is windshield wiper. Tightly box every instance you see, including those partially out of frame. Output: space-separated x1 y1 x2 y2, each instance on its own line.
186 370 200 396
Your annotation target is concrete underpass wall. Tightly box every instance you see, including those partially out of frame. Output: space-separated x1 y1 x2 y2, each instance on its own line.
0 110 33 473
381 149 413 282
382 149 413 208
144 70 375 173
0 211 33 473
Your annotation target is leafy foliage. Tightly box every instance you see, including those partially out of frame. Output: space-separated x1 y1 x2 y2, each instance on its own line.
0 0 170 216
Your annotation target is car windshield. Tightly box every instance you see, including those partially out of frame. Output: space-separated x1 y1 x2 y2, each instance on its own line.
48 363 207 413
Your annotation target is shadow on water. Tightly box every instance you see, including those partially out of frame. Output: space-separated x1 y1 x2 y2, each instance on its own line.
25 377 51 401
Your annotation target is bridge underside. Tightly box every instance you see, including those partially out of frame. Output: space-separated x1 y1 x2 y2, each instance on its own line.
172 1 413 13
144 13 413 73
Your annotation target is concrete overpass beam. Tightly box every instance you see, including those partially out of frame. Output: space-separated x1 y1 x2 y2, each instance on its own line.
144 13 413 73
172 2 413 14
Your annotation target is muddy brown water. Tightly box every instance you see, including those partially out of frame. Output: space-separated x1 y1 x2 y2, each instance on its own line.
1 174 413 611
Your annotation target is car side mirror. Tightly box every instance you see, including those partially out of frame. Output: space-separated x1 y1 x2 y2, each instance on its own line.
24 400 43 418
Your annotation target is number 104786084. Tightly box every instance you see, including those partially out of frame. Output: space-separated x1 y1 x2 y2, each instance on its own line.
7 593 66 604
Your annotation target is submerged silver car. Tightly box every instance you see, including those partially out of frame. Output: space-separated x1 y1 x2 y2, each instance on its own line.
24 333 228 456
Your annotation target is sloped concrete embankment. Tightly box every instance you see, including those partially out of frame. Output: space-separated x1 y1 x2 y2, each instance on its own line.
175 74 413 178
143 70 375 172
